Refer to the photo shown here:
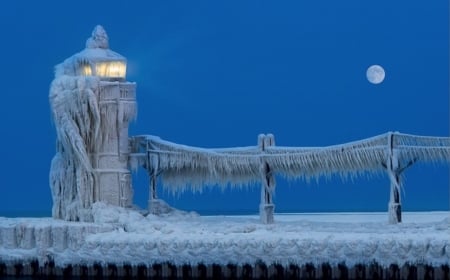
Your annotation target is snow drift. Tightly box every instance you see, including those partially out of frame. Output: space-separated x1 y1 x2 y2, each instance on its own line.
0 205 448 268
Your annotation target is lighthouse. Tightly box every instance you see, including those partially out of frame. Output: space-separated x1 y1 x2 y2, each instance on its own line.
49 26 136 221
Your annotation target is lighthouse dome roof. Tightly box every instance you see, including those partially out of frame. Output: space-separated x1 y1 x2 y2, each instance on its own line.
55 25 127 80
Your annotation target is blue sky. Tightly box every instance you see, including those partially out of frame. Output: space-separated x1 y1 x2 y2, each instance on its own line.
0 1 448 216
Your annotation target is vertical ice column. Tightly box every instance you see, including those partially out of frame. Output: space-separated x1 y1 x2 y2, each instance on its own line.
259 134 276 224
387 132 402 224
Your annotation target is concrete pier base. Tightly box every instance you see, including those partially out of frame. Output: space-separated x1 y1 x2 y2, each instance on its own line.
1 261 447 279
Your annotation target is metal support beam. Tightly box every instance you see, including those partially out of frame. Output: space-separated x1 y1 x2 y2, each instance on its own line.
147 149 160 214
387 132 401 224
259 134 276 224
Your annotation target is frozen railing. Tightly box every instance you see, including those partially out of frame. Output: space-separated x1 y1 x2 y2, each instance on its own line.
129 132 450 224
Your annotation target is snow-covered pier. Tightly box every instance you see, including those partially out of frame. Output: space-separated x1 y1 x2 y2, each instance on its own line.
1 209 448 278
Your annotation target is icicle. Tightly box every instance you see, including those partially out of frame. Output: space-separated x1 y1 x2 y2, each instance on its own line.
49 75 101 222
132 132 450 195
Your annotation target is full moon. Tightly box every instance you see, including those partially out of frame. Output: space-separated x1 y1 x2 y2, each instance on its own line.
366 65 385 84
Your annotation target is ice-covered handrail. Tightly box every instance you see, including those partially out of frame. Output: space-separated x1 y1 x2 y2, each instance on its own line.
130 135 262 191
129 132 450 224
392 133 450 164
130 132 450 192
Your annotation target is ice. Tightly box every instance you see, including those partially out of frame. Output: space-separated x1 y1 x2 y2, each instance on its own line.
132 132 450 192
0 206 448 267
48 26 450 225
49 26 136 222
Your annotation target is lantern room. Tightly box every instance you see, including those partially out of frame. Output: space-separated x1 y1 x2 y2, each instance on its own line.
68 25 127 81
79 59 126 80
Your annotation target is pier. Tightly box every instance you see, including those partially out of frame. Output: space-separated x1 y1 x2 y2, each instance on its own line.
1 260 449 279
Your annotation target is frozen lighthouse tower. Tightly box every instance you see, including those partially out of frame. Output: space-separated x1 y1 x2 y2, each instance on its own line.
49 26 136 221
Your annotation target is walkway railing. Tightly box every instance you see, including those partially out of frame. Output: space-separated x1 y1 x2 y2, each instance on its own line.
129 132 450 224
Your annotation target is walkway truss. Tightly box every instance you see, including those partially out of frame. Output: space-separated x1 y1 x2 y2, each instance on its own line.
129 132 450 224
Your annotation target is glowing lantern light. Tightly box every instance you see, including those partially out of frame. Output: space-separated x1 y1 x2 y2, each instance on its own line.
70 26 127 81
95 61 126 79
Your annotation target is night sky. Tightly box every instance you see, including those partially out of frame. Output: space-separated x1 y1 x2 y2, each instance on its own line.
0 1 448 216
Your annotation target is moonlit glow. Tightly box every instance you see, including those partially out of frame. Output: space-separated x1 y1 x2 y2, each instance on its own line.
366 65 385 84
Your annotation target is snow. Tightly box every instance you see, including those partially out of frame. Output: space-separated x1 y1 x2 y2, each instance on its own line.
1 203 448 267
86 25 109 49
56 26 126 78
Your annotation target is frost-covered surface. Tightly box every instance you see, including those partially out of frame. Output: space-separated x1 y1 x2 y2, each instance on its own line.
131 132 450 192
1 204 448 267
49 26 109 222
0 215 115 264
49 75 100 222
49 26 136 222
55 25 126 77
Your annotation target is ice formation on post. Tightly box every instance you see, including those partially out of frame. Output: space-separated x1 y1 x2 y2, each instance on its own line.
49 26 136 221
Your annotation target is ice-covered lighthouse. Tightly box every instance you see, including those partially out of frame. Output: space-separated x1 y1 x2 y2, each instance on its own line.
49 26 136 221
